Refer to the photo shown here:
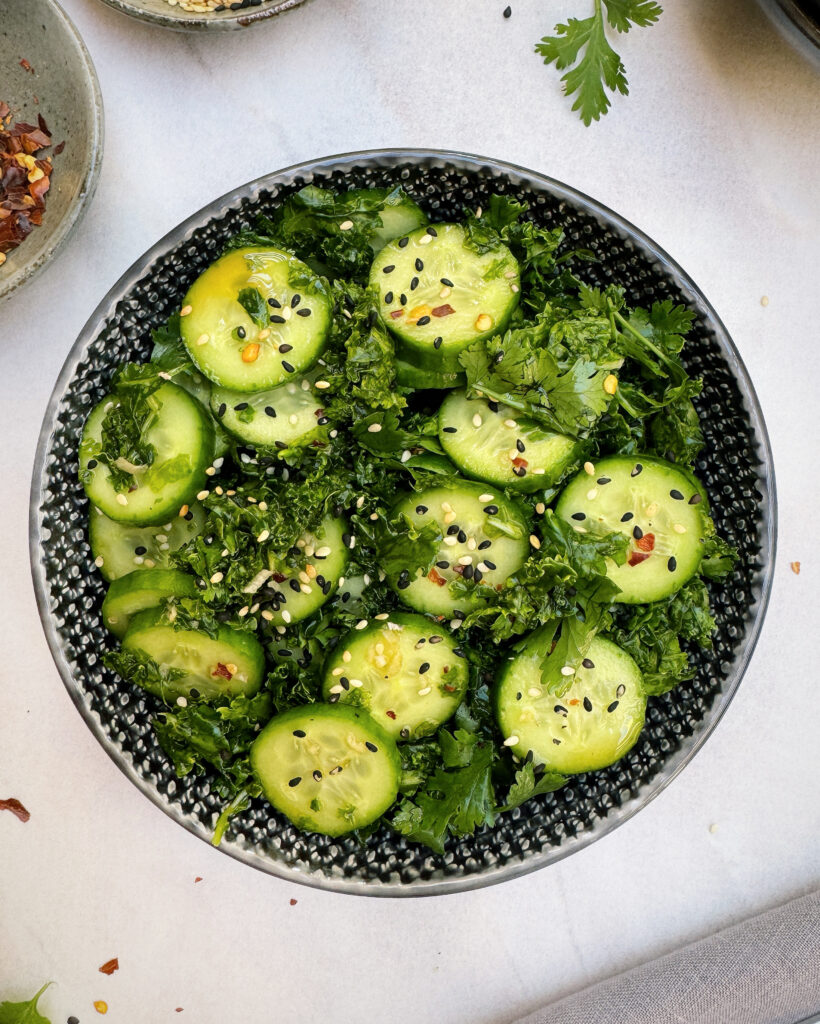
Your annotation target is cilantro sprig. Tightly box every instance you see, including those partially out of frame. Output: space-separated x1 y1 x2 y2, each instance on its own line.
536 0 663 125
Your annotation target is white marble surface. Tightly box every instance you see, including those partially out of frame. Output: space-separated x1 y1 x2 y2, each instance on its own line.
1 1 818 1021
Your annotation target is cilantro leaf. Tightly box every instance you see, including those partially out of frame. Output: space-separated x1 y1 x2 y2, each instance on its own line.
237 286 269 328
536 1 663 125
0 984 52 1024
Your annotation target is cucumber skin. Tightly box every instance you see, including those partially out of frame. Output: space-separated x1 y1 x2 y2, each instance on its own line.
80 383 215 527
121 608 265 701
102 568 197 638
395 357 466 391
250 703 401 837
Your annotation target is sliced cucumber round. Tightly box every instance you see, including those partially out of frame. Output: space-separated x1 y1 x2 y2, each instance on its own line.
370 223 520 374
390 481 530 617
395 357 465 391
102 568 197 638
210 373 329 449
88 502 205 582
168 365 231 459
340 187 427 252
438 390 579 493
555 455 707 604
496 633 646 774
79 381 215 526
121 608 265 702
251 703 401 837
321 612 468 740
180 247 331 392
265 515 349 626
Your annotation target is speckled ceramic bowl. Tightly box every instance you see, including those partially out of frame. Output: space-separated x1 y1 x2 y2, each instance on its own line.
0 0 103 302
757 0 820 64
94 0 308 32
30 150 776 896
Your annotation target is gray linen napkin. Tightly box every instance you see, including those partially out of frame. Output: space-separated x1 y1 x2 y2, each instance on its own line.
512 889 820 1024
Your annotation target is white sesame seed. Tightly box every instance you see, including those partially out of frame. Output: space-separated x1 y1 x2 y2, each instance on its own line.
535 502 546 514
315 380 330 389
561 666 575 676
196 490 209 501
282 306 292 320
238 606 249 617
356 619 368 630
296 539 306 548
458 555 473 565
205 467 216 477
367 423 382 433
221 549 229 558
444 510 457 524
587 488 598 500
261 610 274 621
584 461 595 475
196 333 209 346
116 494 128 506
338 576 345 587
375 613 390 620
330 684 343 694
449 619 462 630
329 429 339 438
439 286 451 298
673 523 687 534
180 305 192 317
504 269 516 279
176 696 188 708
369 512 378 521
478 493 494 502
476 206 483 218
300 584 312 595
511 284 520 293
645 502 659 516
342 650 352 662
289 414 298 425
342 309 352 319
472 414 483 427
503 735 519 747
133 555 144 566
250 603 260 614
419 233 432 245
304 545 314 557
356 496 365 509
332 666 345 677
144 558 155 568
282 610 292 623
315 546 332 557
504 418 517 428
401 449 411 463
258 501 268 511
529 534 541 549
528 687 542 697
210 572 224 584
339 220 354 231
158 371 172 381
467 537 477 551
534 468 546 475
275 625 287 635
350 679 364 688
213 457 224 469
298 571 310 584
443 535 458 546
418 686 432 696
256 529 270 543
94 556 104 568
508 448 519 461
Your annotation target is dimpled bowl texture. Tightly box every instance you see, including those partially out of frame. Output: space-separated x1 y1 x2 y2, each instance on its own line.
0 0 103 301
30 150 776 896
94 0 308 32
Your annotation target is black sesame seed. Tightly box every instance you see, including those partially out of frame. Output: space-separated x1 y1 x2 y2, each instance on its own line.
453 647 465 657
317 416 329 425
488 400 499 413
419 662 430 674
415 258 424 272
342 532 352 548
134 545 147 556
237 326 246 339
281 361 295 373
670 489 684 500
279 343 293 353
668 556 677 572
620 511 634 522
292 729 306 738
553 738 561 745
582 658 595 669
631 463 643 476
410 276 419 290
417 315 431 326
514 467 527 477
67 1018 80 1024
384 291 394 304
400 728 410 739
462 565 474 580
583 697 593 712
400 293 407 305
616 684 626 697
288 777 301 787
278 648 292 658
274 440 288 450
433 336 443 349
554 704 568 715
270 314 286 324
330 765 343 774
516 439 526 453
633 525 643 539
234 402 249 411
436 560 450 570
291 294 301 308
484 504 498 514
478 540 492 550
457 530 467 543
312 769 322 781
440 277 454 287
571 512 586 521
689 493 702 505
597 477 611 485
416 504 428 514
398 237 409 248
446 524 459 536
516 692 522 701
289 579 300 592
340 676 350 690
365 741 378 753
217 403 227 417
322 581 331 595
503 5 511 16
88 458 98 469
426 226 437 236
443 426 457 433
484 560 497 570
328 692 340 702
383 265 395 274
607 700 620 713
268 297 281 308
494 350 505 364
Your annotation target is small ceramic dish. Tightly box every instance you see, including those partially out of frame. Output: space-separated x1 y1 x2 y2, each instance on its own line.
94 0 309 32
0 0 104 302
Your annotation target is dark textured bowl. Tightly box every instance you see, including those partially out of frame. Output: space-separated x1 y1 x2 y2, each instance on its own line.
29 150 776 896
757 0 820 64
0 0 104 301
94 0 308 32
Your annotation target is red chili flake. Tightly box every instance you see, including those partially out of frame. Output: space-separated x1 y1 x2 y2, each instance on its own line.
444 683 456 692
452 564 465 576
442 665 450 674
20 59 34 73
428 567 447 586
175 1009 184 1014
289 898 298 906
431 304 455 317
635 532 655 552
568 698 580 705
512 456 528 469
194 876 203 883
99 958 119 976
313 408 325 417
390 309 404 319
0 797 30 822
0 109 56 262
271 572 286 583
628 550 650 566
212 663 233 679
385 710 397 720
53 140 65 155
309 439 326 448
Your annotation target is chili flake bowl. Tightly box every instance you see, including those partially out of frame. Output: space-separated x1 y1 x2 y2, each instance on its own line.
30 150 776 897
93 0 309 32
0 0 103 302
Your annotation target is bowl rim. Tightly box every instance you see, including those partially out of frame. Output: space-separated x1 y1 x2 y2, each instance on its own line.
0 0 105 302
29 148 778 897
93 0 308 32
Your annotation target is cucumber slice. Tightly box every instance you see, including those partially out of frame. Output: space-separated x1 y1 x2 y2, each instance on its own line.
265 515 349 626
321 612 468 740
102 568 197 638
250 704 401 837
395 357 465 391
496 634 646 774
438 390 580 493
370 223 520 374
390 481 530 617
89 502 205 582
170 366 231 459
121 608 265 702
180 247 332 392
340 187 427 252
555 455 707 604
79 382 215 527
210 373 329 449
